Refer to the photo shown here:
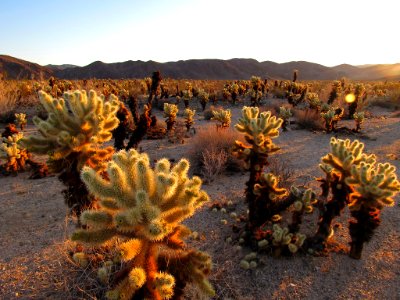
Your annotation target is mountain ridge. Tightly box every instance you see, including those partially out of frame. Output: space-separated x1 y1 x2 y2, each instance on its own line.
1 55 399 81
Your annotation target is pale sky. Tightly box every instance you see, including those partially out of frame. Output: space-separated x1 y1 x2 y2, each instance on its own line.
0 0 398 67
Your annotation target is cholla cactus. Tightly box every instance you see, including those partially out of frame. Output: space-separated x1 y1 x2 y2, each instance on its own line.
211 109 231 129
345 161 400 258
184 108 195 132
279 107 292 131
21 90 119 167
15 113 27 130
348 83 365 119
233 107 283 232
320 107 343 133
327 80 342 105
230 83 239 105
72 149 214 299
197 89 209 111
313 137 399 258
290 187 317 232
272 224 306 255
0 133 29 174
163 103 178 132
182 82 193 108
20 90 119 215
306 93 321 110
353 111 365 132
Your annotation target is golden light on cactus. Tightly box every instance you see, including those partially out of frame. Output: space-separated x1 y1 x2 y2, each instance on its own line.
345 93 356 103
72 149 214 299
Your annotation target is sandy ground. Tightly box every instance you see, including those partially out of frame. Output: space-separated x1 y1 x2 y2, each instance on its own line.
0 100 399 300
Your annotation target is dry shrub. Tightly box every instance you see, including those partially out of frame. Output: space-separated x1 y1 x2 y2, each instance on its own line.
267 155 296 188
167 120 186 143
366 93 400 110
200 148 228 183
294 108 324 131
188 125 244 177
203 105 223 120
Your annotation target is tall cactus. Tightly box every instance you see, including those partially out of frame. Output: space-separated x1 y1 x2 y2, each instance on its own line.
72 149 214 299
233 107 283 232
20 90 120 215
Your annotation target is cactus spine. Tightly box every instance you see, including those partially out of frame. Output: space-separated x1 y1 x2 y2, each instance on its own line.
72 149 214 299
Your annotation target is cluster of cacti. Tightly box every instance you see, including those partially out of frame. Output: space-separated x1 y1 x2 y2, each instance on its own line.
20 90 120 215
72 149 214 299
320 107 344 133
278 107 292 131
211 108 231 129
0 132 29 174
163 103 179 132
306 92 321 110
271 224 306 256
313 137 400 258
184 108 195 132
14 113 27 130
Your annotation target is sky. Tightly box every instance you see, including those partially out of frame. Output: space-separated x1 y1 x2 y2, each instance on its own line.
0 0 398 67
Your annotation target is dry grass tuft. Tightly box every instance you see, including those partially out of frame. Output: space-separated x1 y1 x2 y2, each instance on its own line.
293 108 324 131
188 125 244 179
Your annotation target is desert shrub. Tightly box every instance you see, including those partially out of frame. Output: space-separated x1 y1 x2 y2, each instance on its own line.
188 125 243 176
200 148 229 183
203 105 222 120
366 92 400 110
294 108 324 131
267 155 296 188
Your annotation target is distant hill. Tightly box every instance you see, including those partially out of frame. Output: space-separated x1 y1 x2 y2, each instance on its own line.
1 55 399 81
0 55 52 79
46 64 79 71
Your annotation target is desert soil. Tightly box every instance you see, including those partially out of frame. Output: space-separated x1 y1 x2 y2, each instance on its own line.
0 100 399 300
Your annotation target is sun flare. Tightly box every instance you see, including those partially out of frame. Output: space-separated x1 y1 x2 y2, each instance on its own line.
345 93 356 103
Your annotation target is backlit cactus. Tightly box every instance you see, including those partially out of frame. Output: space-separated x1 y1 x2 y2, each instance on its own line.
233 107 284 233
20 90 120 215
211 108 231 129
72 149 214 299
279 107 292 131
353 111 365 132
320 107 343 133
15 113 27 130
0 133 28 174
197 89 209 111
314 137 400 258
163 103 178 132
306 92 321 110
184 108 195 132
327 80 342 105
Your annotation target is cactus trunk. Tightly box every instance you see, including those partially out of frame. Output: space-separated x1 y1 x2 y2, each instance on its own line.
349 205 381 259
